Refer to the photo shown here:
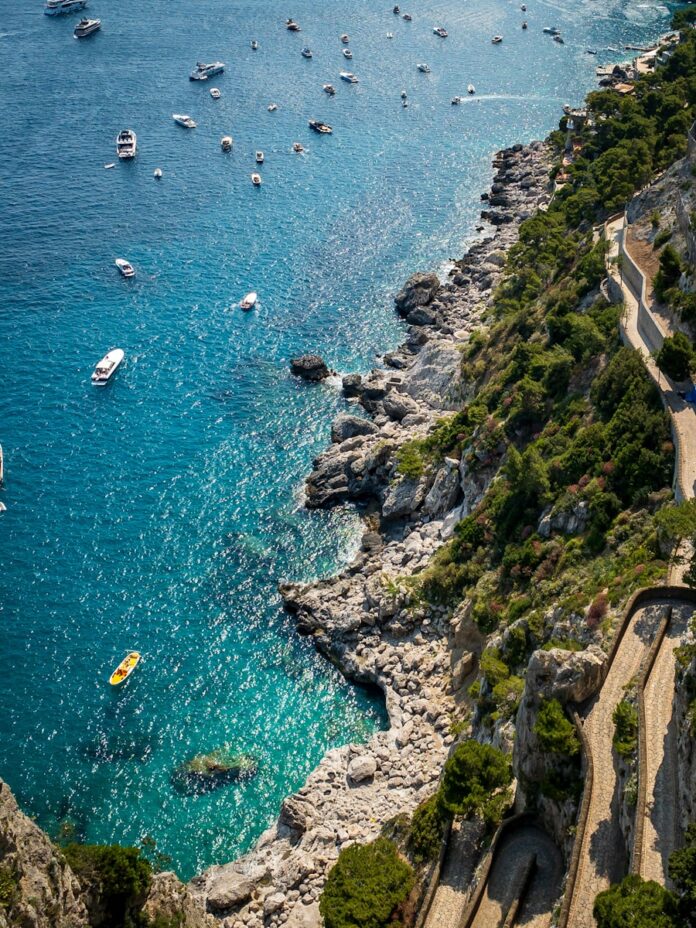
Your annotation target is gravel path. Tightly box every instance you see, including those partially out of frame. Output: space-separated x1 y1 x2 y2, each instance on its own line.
424 820 480 928
566 603 667 928
640 604 692 884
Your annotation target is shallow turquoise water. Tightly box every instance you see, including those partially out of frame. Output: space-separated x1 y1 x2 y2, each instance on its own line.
0 0 672 878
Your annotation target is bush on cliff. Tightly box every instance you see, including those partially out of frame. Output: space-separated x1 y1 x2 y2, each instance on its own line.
439 741 512 825
656 333 695 382
62 843 152 928
593 875 678 928
320 837 414 928
408 795 447 864
669 822 696 925
612 699 638 759
534 699 580 757
654 244 683 302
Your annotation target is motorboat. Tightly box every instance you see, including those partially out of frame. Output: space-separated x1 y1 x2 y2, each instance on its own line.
256 151 264 163
393 5 400 12
400 89 407 98
92 348 125 386
116 129 136 159
547 27 561 35
268 103 278 112
301 46 313 58
467 83 475 94
109 651 140 685
521 3 527 9
402 99 408 108
553 34 564 44
402 13 412 21
286 19 301 31
251 40 259 49
340 34 350 43
323 83 336 95
189 61 225 81
74 17 100 37
44 0 87 15
210 87 221 99
251 172 262 186
239 292 258 310
491 35 503 44
542 26 554 33
308 119 332 133
522 21 528 29
342 48 353 59
104 163 115 169
154 168 163 179
221 135 233 151
292 142 305 153
586 48 597 55
386 32 394 38
339 71 358 83
433 26 448 38
115 258 135 278
173 113 197 128
451 96 462 105
417 63 431 73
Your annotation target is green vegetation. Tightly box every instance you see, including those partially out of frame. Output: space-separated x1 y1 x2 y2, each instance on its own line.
439 741 513 825
0 865 18 910
655 333 695 382
320 838 414 928
669 823 696 924
534 699 580 757
408 795 447 864
654 245 683 302
62 844 152 928
612 698 638 759
594 875 678 928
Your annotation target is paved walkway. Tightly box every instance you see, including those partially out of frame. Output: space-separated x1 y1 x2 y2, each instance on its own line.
565 602 668 928
424 820 480 928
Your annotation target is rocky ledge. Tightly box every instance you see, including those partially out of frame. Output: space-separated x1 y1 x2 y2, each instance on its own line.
191 141 553 928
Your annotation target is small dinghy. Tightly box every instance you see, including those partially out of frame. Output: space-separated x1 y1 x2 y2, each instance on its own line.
109 651 141 686
251 172 262 186
491 34 503 44
251 39 259 49
256 151 264 163
268 103 278 112
239 291 258 311
417 62 431 73
402 12 412 21
286 18 301 31
104 163 116 169
451 95 463 105
292 141 305 153
301 46 313 58
340 34 350 43
210 87 221 99
522 21 528 29
115 258 135 278
342 48 353 59
221 135 233 151
393 4 400 12
92 348 125 386
323 83 336 95
154 168 163 179
386 32 394 38
467 83 475 94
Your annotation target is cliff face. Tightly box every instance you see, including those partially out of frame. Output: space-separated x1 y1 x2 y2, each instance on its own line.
674 639 696 834
0 778 89 928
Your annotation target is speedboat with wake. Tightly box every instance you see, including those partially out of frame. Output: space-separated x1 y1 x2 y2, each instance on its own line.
173 113 197 128
339 71 358 83
92 348 125 386
116 129 136 159
239 292 257 310
309 119 332 133
74 17 100 37
451 96 462 105
115 258 135 278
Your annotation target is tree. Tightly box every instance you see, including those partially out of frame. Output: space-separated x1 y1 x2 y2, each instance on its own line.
669 822 696 925
593 874 678 928
655 333 695 382
320 838 414 928
409 795 448 863
654 245 683 301
534 699 580 757
439 741 512 824
62 844 152 928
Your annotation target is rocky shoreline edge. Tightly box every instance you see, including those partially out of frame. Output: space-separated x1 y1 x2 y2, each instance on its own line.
189 140 554 928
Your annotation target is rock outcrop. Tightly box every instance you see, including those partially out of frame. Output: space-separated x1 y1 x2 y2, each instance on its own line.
290 355 334 382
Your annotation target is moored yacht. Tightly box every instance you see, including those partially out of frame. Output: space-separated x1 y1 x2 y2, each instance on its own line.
339 71 358 83
114 258 135 278
522 21 528 29
116 129 136 159
402 12 412 21
292 141 304 153
251 39 259 49
340 34 350 43
553 34 564 43
154 168 163 179
92 349 124 386
44 0 87 15
189 61 225 81
74 17 100 37
433 26 448 38
268 103 278 112
417 62 431 73
323 83 336 95
308 119 332 133
301 46 313 58
285 18 301 31
393 5 400 12
173 113 197 128
491 35 503 43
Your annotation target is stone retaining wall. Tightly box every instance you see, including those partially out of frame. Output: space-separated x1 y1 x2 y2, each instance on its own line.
619 227 666 354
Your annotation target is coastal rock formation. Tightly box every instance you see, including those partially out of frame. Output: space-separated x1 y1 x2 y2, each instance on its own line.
172 749 258 795
191 140 554 928
290 355 333 382
0 778 89 928
143 871 214 928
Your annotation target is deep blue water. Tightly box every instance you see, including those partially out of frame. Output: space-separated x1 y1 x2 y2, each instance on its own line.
0 0 673 879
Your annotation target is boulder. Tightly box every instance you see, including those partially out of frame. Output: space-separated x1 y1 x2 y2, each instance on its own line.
286 901 322 928
204 866 255 914
381 477 428 520
347 755 377 783
423 462 461 517
263 892 287 916
382 391 420 422
525 645 605 706
330 414 378 444
142 872 212 928
394 272 440 317
279 795 308 834
290 355 332 382
342 373 363 397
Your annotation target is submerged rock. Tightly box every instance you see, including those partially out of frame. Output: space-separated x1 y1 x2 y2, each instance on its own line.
172 748 258 794
290 355 333 382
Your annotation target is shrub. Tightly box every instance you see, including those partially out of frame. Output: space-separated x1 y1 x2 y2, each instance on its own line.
653 229 672 249
396 442 425 479
534 699 580 757
669 822 696 923
654 245 683 301
655 333 695 382
408 795 447 864
320 838 414 928
62 844 152 928
612 699 638 758
439 741 512 824
0 865 18 910
587 592 609 628
593 874 678 928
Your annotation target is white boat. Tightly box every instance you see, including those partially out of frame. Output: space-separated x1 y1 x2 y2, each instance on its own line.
0 502 6 513
400 90 407 99
239 292 258 310
301 46 313 58
553 34 564 44
210 87 221 99
342 48 353 59
433 26 448 38
251 172 262 186
285 18 301 31
339 71 358 83
340 34 350 43
309 119 332 133
386 32 394 38
402 12 412 21
221 135 233 151
393 5 400 12
173 113 197 128
45 0 86 15
323 83 336 95
189 61 225 81
292 142 304 153
417 63 431 73
251 40 259 49
74 17 100 37
0 444 4 485
104 163 116 169
116 129 136 160
115 258 135 278
467 83 475 94
268 103 278 112
256 151 264 163
451 95 462 105
154 168 162 179
492 35 503 44
91 349 124 386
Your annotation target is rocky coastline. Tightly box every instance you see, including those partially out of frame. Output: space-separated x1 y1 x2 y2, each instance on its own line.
189 139 554 928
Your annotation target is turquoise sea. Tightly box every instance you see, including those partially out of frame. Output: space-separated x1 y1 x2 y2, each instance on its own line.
0 0 674 879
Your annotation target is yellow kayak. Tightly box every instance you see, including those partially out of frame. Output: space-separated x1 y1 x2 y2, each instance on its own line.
109 651 141 686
